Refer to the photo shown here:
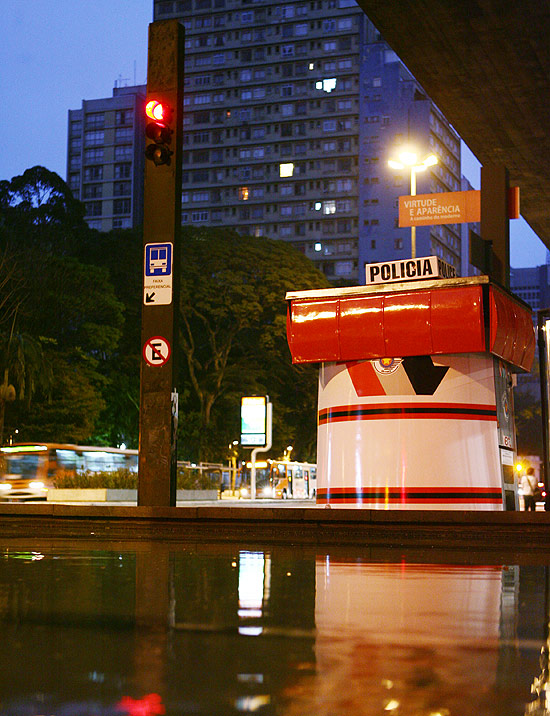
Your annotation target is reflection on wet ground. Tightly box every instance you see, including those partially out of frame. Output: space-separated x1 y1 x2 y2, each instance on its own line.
1 542 549 715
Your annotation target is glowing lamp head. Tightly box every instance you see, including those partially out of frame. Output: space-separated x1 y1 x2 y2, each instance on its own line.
146 100 166 122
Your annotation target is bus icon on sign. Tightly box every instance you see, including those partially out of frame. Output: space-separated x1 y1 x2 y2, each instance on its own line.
145 243 172 277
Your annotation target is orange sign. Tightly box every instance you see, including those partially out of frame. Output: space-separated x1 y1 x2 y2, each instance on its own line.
399 190 481 227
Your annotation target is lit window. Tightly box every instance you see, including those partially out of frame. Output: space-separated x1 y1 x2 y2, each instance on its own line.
323 200 336 215
279 163 294 177
239 186 249 200
314 242 322 252
315 78 337 93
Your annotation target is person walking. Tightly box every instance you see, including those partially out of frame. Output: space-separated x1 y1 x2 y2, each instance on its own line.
521 467 538 511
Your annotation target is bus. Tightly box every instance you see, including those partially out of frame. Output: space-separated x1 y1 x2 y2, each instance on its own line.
234 460 317 499
0 443 138 501
270 460 317 499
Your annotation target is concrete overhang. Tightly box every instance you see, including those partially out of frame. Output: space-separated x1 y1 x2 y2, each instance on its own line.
356 0 550 250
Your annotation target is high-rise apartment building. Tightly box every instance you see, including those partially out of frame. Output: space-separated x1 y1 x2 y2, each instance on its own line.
149 0 462 283
67 85 147 231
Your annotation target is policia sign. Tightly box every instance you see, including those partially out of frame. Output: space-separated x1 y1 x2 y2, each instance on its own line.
365 256 456 285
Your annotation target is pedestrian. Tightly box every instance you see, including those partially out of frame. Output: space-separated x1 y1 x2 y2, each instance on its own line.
521 467 538 511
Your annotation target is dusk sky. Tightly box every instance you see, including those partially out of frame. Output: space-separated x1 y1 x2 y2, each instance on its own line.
0 0 546 268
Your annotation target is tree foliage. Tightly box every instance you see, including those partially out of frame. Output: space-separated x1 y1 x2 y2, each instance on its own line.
176 227 330 461
0 168 123 443
0 166 329 461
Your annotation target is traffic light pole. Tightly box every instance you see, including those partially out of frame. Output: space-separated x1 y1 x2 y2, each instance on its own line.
138 20 184 507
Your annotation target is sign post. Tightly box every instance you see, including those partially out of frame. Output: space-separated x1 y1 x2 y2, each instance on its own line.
138 19 184 507
241 396 273 500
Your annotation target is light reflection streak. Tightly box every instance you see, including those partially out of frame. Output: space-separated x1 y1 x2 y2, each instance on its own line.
293 310 336 323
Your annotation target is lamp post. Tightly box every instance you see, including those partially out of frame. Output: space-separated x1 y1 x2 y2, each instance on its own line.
388 149 438 259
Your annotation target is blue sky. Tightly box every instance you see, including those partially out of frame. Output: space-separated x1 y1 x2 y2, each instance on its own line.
0 0 546 267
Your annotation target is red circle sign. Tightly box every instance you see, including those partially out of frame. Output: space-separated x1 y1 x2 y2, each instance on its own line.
143 336 171 366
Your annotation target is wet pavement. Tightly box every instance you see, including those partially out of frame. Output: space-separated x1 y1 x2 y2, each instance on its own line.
1 540 550 715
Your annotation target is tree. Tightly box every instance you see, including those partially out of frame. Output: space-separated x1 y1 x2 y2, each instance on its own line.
0 329 54 445
177 227 330 461
0 166 86 246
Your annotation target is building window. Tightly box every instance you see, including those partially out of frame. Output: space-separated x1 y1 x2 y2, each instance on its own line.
334 260 353 276
84 131 104 147
323 200 336 215
113 182 130 197
115 127 133 142
84 201 102 217
115 109 134 125
83 184 103 199
113 217 132 229
316 78 337 93
84 148 104 164
337 99 352 111
114 145 133 160
337 18 353 30
336 200 351 212
113 199 131 215
191 210 209 222
239 186 249 200
279 163 294 177
84 166 103 181
114 163 131 179
85 113 104 128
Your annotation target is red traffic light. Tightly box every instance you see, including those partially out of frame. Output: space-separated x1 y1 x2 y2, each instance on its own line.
145 100 167 122
145 99 173 166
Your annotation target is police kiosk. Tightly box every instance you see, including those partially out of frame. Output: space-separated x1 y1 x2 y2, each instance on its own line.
286 258 535 510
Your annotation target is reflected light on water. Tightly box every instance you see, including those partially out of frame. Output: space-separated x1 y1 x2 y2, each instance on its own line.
1 546 549 715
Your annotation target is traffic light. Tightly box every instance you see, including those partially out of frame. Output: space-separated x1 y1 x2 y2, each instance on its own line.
145 99 173 166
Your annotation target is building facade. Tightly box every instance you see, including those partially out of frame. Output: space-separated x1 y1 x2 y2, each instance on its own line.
152 0 463 283
67 85 147 231
511 264 550 314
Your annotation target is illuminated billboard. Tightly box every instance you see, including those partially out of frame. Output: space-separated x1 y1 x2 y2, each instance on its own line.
241 396 267 446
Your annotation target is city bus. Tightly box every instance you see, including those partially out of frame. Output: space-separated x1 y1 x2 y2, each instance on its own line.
235 460 317 499
0 443 138 501
270 460 317 499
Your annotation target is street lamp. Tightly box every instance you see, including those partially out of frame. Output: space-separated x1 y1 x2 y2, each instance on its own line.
388 149 438 259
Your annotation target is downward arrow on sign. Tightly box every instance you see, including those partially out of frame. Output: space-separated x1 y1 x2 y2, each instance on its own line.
402 356 449 395
145 292 156 303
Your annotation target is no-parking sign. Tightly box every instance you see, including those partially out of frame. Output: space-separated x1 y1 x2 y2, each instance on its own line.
143 336 171 366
